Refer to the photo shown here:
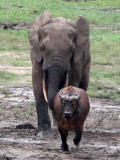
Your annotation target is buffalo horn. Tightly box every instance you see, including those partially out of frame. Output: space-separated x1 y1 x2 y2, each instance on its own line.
59 88 80 101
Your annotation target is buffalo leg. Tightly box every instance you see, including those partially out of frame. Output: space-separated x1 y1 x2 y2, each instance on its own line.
58 128 69 151
73 129 83 146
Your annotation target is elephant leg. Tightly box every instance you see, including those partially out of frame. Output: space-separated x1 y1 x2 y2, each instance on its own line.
73 129 83 147
32 60 51 137
59 128 69 151
79 58 91 91
35 99 51 137
52 110 57 128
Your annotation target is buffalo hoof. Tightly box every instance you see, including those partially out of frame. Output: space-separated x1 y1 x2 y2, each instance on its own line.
37 128 51 137
61 144 69 151
73 138 79 146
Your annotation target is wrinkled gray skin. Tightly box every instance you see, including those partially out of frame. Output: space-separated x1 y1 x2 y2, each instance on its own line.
29 12 91 137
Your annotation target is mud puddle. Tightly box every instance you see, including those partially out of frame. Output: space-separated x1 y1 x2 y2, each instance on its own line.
0 86 120 159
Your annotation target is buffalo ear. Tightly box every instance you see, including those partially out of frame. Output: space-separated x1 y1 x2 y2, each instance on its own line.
29 12 52 63
74 15 90 65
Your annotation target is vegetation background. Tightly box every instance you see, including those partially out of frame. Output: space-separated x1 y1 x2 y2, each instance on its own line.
0 0 120 101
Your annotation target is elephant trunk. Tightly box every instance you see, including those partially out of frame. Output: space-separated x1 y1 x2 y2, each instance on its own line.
47 65 66 109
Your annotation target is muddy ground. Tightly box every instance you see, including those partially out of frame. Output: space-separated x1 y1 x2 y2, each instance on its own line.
0 86 120 160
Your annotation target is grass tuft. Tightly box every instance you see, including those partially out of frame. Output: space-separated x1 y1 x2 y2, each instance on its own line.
0 71 19 84
0 88 12 96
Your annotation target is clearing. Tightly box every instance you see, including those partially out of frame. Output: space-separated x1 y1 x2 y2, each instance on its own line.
0 85 120 160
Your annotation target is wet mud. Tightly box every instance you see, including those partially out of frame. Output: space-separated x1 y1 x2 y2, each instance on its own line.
0 86 120 160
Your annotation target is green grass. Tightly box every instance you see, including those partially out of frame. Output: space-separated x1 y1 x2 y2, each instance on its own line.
0 107 4 112
0 70 19 84
0 0 120 27
0 29 29 52
0 88 12 96
0 55 31 66
0 0 120 101
88 28 120 101
90 29 120 68
88 82 120 101
15 109 34 116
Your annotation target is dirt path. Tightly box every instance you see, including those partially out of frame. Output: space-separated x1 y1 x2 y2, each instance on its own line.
0 86 120 160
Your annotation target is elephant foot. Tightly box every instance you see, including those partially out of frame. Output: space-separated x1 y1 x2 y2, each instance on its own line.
37 128 51 137
37 124 51 137
51 123 57 130
51 120 57 130
52 110 57 129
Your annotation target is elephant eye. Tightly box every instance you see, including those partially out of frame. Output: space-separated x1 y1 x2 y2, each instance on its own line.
70 46 75 54
69 46 74 59
40 44 45 52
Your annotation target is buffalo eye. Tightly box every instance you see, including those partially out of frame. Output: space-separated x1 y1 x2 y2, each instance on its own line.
60 99 66 105
71 101 77 107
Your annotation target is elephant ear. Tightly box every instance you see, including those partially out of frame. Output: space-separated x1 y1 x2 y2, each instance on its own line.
29 12 52 63
75 15 90 66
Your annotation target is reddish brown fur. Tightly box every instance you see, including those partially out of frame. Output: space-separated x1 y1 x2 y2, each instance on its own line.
53 86 90 151
54 86 90 128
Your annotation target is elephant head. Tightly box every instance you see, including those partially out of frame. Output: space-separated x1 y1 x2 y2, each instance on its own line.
29 12 90 110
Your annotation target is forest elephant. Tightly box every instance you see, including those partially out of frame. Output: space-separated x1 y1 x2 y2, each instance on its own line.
29 12 91 137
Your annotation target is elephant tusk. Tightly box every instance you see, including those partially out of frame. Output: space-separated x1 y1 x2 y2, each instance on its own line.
64 73 69 87
43 79 48 102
